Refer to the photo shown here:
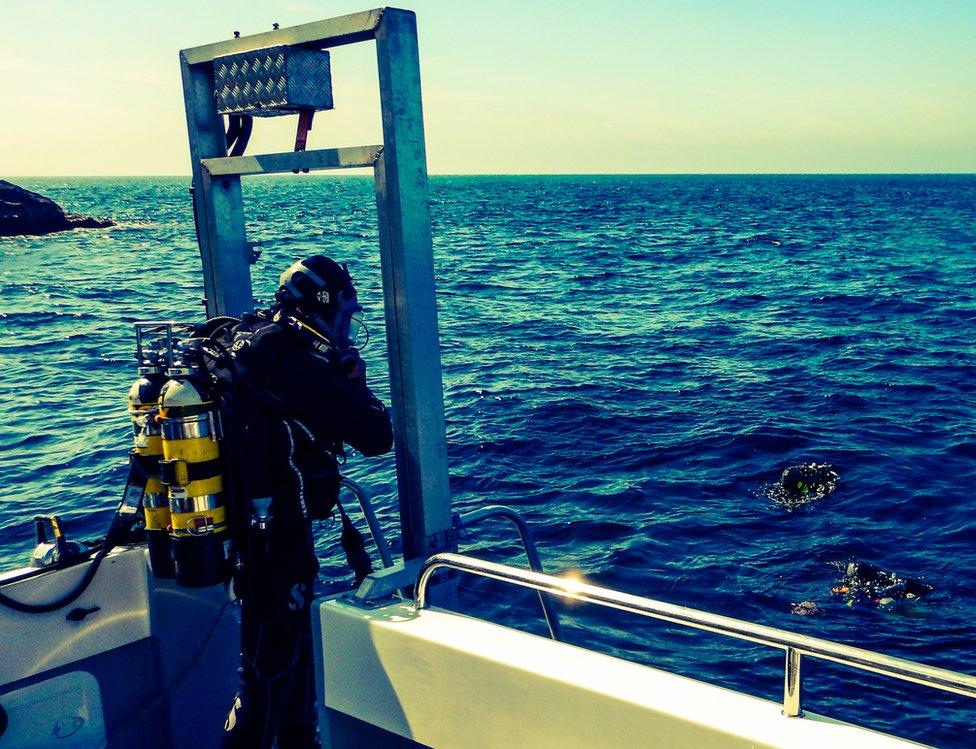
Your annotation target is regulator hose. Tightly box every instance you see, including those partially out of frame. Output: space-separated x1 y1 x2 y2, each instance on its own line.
0 512 136 614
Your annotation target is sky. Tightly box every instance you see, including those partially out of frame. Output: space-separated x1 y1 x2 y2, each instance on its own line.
1 0 974 175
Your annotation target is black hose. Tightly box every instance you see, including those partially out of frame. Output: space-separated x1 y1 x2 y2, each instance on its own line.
230 116 253 157
338 502 373 585
225 115 241 153
0 514 134 614
225 114 253 157
0 543 110 614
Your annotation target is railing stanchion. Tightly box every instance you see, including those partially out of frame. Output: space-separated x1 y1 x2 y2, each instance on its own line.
783 647 803 717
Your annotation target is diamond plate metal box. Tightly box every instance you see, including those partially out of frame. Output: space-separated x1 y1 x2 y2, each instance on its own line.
213 46 333 117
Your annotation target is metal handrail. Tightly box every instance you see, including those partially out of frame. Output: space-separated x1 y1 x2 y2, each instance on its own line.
340 478 395 569
415 553 976 717
454 506 562 640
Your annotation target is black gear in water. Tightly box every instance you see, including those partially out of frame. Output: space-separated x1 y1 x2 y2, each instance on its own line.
770 463 839 510
780 463 839 499
831 560 934 607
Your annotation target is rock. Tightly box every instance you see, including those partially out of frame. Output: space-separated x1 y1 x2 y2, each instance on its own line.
0 180 114 237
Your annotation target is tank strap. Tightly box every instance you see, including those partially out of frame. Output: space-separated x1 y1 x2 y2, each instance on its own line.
159 457 222 487
128 453 154 486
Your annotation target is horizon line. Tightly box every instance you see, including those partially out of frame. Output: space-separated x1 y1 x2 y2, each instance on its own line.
7 171 976 179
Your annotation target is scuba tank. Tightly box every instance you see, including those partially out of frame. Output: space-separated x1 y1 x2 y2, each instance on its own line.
127 353 175 578
158 334 229 588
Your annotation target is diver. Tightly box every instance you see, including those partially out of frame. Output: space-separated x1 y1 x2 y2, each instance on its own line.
214 256 394 749
831 560 933 607
774 463 839 508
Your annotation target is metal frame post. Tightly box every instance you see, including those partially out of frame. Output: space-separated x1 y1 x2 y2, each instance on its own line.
784 647 802 717
180 12 456 748
374 9 453 561
180 48 253 317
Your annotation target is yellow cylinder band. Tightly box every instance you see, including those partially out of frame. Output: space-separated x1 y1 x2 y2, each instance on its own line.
144 505 172 531
135 435 164 457
183 475 223 497
162 469 222 496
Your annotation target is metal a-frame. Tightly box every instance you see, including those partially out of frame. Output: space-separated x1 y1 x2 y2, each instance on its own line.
179 8 452 564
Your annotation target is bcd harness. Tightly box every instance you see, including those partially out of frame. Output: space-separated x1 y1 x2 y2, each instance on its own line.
198 314 374 585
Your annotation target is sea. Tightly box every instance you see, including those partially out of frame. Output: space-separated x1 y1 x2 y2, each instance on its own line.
1 174 975 746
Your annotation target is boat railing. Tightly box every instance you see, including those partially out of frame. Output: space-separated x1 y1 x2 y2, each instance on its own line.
453 506 562 640
415 552 976 718
340 478 395 569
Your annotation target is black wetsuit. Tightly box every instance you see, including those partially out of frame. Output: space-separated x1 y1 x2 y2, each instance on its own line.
217 311 393 749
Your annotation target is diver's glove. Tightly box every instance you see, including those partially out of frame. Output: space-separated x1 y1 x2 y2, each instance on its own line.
334 346 366 380
338 505 373 585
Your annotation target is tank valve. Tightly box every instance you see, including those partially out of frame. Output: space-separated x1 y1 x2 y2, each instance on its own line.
30 515 84 569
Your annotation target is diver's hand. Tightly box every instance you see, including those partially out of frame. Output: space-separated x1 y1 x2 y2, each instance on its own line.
335 347 366 380
346 352 366 380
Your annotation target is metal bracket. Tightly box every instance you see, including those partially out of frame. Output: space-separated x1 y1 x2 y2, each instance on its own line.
352 558 424 604
425 527 457 555
294 109 315 156
30 515 83 569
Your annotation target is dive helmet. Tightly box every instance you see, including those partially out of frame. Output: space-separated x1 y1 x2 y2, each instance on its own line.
275 256 365 347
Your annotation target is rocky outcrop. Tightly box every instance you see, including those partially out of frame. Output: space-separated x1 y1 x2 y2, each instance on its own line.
0 180 114 237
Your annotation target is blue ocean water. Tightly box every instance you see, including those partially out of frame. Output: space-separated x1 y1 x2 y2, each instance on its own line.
1 175 975 745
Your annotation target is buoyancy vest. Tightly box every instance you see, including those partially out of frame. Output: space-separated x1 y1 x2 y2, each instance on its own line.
195 313 374 585
196 313 342 524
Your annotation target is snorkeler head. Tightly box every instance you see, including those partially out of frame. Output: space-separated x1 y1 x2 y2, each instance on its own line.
780 463 839 500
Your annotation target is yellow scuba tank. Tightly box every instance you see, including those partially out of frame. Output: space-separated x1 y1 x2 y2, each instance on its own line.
127 361 175 578
158 343 228 588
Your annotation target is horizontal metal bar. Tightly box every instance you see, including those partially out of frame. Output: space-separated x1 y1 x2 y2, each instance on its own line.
202 146 383 177
181 8 385 66
415 554 976 706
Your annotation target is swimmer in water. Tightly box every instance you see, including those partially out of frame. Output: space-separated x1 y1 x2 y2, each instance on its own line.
771 463 839 509
831 561 933 607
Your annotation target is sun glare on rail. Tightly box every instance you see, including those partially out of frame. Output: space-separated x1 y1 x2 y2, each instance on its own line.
560 571 587 598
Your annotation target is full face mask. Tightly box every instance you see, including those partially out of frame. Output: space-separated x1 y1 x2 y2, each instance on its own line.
304 285 365 350
275 256 367 350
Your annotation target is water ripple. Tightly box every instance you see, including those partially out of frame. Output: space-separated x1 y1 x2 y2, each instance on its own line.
2 175 975 745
